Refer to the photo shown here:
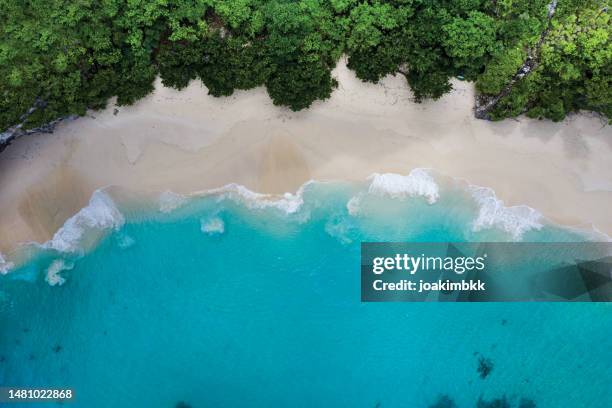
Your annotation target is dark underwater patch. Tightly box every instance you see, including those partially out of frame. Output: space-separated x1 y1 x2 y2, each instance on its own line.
477 355 494 379
476 396 536 408
518 399 536 408
476 396 510 408
429 395 458 408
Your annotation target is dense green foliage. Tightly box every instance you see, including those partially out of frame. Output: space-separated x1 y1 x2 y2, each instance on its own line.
1 0 610 132
485 0 612 121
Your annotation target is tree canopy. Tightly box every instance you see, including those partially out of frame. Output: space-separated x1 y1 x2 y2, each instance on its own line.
1 0 610 134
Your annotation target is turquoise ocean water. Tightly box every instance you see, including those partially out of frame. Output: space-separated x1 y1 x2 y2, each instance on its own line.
0 170 610 407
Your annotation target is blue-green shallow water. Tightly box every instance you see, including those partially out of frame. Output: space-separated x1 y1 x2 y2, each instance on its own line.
1 178 611 407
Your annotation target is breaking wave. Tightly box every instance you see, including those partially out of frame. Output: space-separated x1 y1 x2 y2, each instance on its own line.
159 191 188 213
469 185 543 240
346 169 546 240
205 183 308 214
347 168 439 216
158 183 311 215
3 168 604 276
367 169 440 204
0 252 14 275
44 190 125 253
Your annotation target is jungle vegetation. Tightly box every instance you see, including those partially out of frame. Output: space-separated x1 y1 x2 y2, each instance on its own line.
0 0 610 134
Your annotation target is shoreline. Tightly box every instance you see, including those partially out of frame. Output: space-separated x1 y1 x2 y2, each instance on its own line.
1 58 611 254
2 173 610 275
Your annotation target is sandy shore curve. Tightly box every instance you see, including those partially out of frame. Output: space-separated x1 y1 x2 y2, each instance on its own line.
1 58 611 254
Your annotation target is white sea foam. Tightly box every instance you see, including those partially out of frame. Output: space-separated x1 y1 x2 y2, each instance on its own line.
207 182 308 214
589 226 612 242
0 252 14 275
347 169 439 215
117 234 136 249
201 216 225 235
367 168 440 204
470 186 543 240
34 183 306 256
45 259 74 286
325 217 355 244
44 190 125 253
159 191 187 213
346 195 363 216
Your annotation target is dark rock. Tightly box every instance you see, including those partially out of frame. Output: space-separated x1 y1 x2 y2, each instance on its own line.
175 402 191 408
52 345 62 353
0 103 77 156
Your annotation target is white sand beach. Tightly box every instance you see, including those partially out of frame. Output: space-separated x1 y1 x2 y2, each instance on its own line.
1 58 611 254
